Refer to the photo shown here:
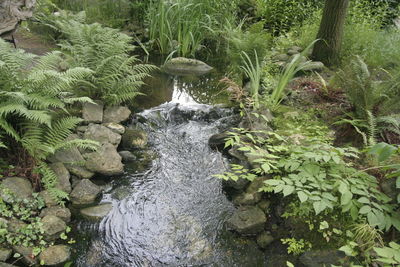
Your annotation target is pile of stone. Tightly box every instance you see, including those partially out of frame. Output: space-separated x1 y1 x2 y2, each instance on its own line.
272 45 325 72
0 102 149 266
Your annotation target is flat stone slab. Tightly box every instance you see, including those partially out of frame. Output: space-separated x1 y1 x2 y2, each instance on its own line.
80 203 113 221
162 57 213 76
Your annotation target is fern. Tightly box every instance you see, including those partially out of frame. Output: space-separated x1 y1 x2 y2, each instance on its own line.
48 19 157 105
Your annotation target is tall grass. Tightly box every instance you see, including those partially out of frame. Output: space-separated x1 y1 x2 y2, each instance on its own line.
241 51 262 109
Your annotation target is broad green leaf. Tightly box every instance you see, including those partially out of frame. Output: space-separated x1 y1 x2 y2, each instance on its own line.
297 191 308 203
283 185 295 196
261 163 270 173
264 180 282 186
368 212 379 227
313 201 326 215
359 205 371 214
341 191 353 206
396 177 400 189
357 197 370 204
374 247 394 259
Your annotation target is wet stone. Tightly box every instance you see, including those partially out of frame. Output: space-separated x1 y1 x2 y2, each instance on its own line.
39 245 70 266
226 206 267 235
70 179 101 205
40 206 71 223
41 215 67 240
80 203 113 221
256 231 274 249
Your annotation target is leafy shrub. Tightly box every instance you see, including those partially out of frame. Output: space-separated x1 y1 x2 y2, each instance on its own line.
254 0 323 34
52 19 156 105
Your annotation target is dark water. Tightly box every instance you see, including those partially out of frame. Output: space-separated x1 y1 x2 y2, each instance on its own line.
72 66 266 267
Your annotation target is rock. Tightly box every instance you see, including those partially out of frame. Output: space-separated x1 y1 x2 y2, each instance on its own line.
257 200 271 213
41 215 67 239
49 163 71 193
84 143 124 176
233 193 259 206
0 0 36 35
7 219 27 232
49 147 94 179
0 247 12 261
287 46 302 55
39 190 58 207
40 206 71 223
0 177 33 202
12 246 36 265
121 128 148 150
208 131 230 150
70 179 101 205
103 106 131 123
256 231 274 249
103 122 125 134
80 203 113 221
0 262 17 267
84 124 122 148
223 178 250 191
289 54 307 64
162 57 213 76
302 61 325 72
272 54 289 62
82 101 103 124
118 151 137 163
76 125 88 133
299 250 347 267
226 206 267 235
39 245 70 266
244 176 267 202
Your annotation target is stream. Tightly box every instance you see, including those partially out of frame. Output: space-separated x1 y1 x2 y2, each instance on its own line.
72 70 267 267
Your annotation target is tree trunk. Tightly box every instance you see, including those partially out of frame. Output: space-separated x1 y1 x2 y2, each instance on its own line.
311 0 350 66
0 0 36 36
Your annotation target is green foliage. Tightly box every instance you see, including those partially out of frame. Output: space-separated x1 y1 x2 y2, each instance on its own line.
0 191 47 250
281 238 312 255
334 57 400 145
373 242 400 266
51 19 156 105
53 0 132 28
147 0 239 57
240 51 262 109
254 0 323 34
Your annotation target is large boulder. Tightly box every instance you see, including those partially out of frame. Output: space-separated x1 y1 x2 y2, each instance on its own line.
162 57 213 76
80 203 113 221
103 106 131 123
208 131 230 151
226 206 267 235
49 163 71 193
40 206 71 223
121 128 148 150
41 215 67 240
299 250 347 267
39 190 58 207
0 0 36 35
84 143 124 176
84 124 122 148
0 177 33 202
49 147 94 179
118 151 137 163
82 101 103 124
39 245 70 266
70 179 101 205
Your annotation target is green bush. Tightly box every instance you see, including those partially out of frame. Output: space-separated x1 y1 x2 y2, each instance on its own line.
52 19 156 105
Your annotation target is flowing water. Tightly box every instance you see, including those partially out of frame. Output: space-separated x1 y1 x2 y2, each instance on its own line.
72 70 267 267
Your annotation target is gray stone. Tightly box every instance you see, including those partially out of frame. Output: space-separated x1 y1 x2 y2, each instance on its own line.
162 57 213 76
12 246 36 265
40 206 71 223
84 143 124 176
0 262 17 267
7 219 27 232
226 206 267 235
208 131 230 150
39 245 70 266
272 54 289 62
0 247 11 262
121 128 148 150
39 190 58 207
299 250 347 267
82 101 103 124
233 193 259 206
0 177 33 202
49 163 71 193
49 147 94 179
301 61 325 72
84 124 122 148
0 0 36 35
70 179 101 205
76 125 88 133
118 151 137 163
103 106 131 123
80 203 113 221
41 215 67 239
103 122 125 134
256 231 274 249
287 46 302 55
257 200 271 213
223 178 250 191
